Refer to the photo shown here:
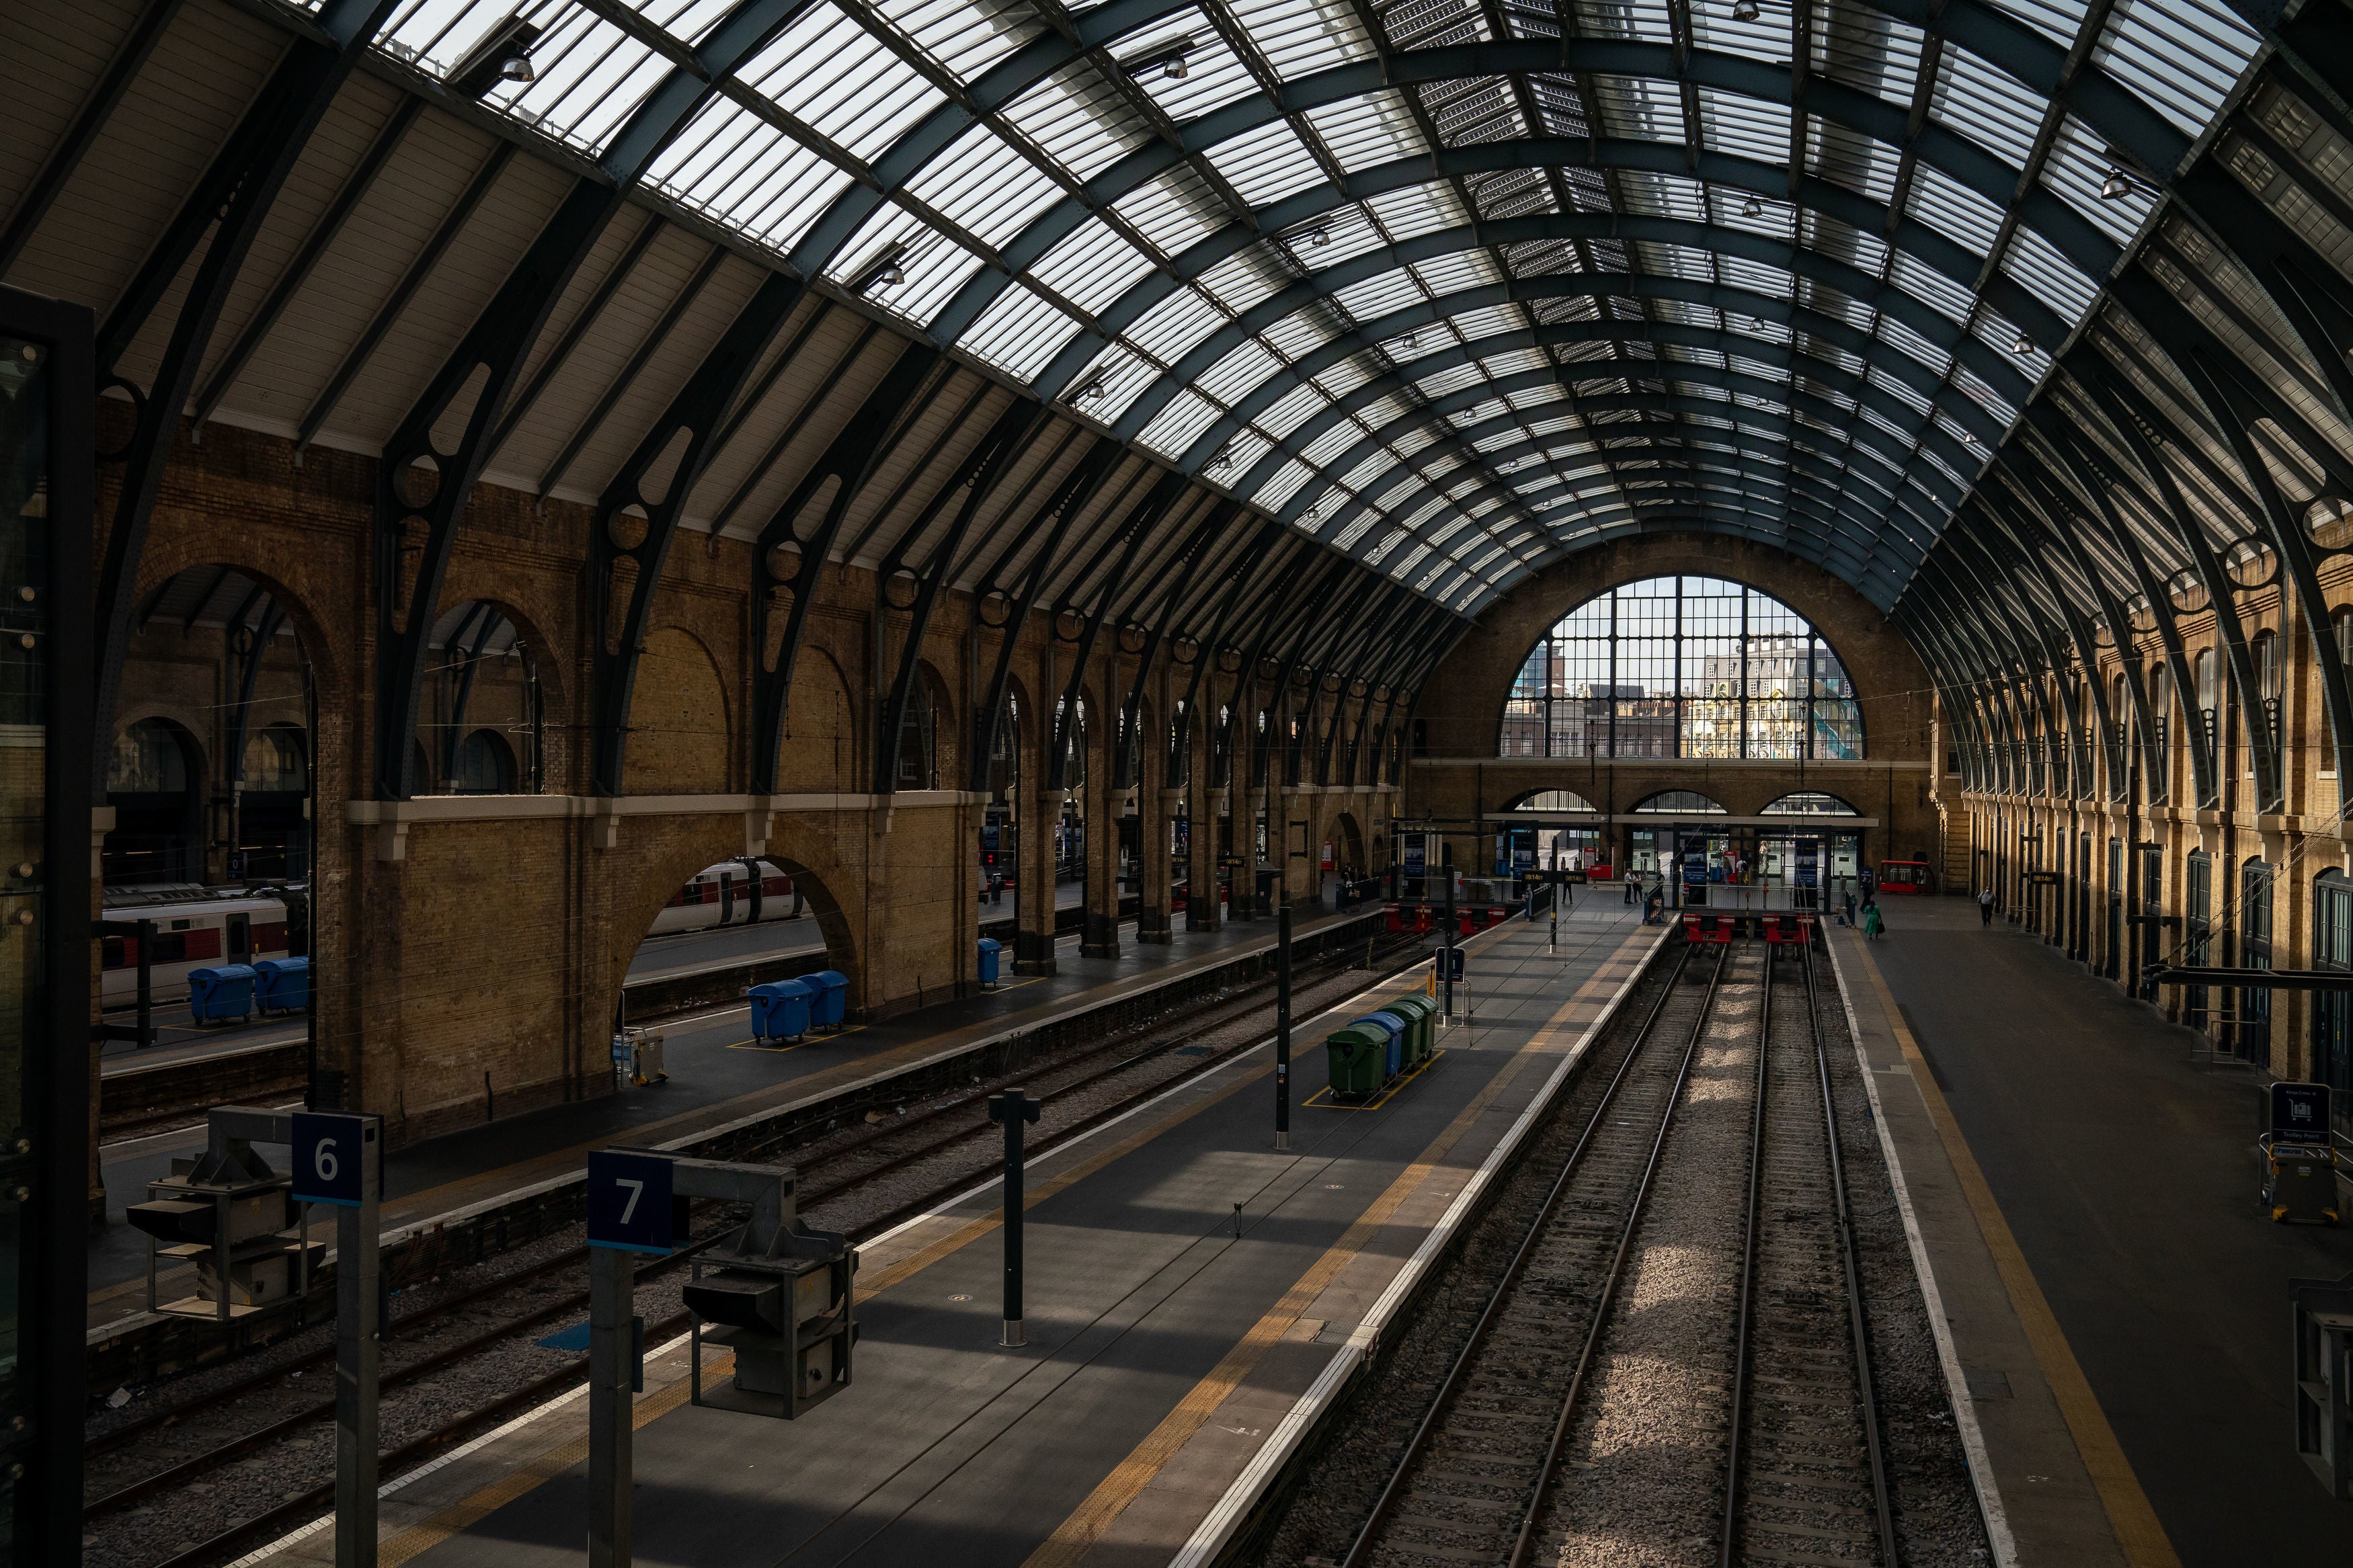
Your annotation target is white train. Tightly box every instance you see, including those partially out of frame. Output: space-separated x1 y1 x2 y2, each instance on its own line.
649 861 804 936
99 891 298 1005
96 863 801 1005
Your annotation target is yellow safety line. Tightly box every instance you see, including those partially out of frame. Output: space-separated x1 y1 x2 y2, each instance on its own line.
1844 935 2180 1568
1299 1049 1449 1112
365 1058 1271 1559
1021 925 1657 1568
372 927 1646 1565
380 1353 732 1566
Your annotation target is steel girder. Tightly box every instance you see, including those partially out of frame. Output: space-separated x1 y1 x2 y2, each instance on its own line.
1046 473 1187 792
2003 448 2163 801
1111 500 1234 792
372 0 821 800
2032 395 2216 804
1169 525 1283 790
588 272 810 795
1979 485 2124 799
967 442 1127 794
750 343 945 793
2077 334 2282 810
872 399 1041 796
90 0 401 794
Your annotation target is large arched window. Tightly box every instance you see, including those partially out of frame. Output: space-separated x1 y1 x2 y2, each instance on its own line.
1501 577 1860 761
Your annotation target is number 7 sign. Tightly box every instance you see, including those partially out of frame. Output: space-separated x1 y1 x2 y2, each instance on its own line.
588 1151 676 1254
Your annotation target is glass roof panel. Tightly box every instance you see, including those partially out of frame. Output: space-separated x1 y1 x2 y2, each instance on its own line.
364 0 2293 616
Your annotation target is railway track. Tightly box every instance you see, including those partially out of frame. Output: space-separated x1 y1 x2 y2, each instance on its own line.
85 929 1433 1568
1720 938 1899 1567
1330 932 1901 1568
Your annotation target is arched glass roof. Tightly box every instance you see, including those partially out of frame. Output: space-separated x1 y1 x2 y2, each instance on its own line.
366 0 2266 615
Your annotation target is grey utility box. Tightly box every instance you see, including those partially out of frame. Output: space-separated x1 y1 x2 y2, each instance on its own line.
2292 1270 2353 1498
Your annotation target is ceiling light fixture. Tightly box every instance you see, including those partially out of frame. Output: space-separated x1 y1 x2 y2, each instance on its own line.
1732 0 1761 19
1207 447 1232 472
1120 36 1197 86
451 20 544 99
2100 167 2131 200
1309 226 1331 247
1070 373 1109 405
848 241 910 294
2011 330 2034 355
1742 196 1763 218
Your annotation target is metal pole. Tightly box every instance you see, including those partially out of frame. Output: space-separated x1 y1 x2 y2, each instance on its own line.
136 916 153 1050
1004 1101 1024 1346
1275 904 1291 1151
334 1120 381 1568
988 1090 1039 1346
1442 862 1457 1024
588 1244 635 1568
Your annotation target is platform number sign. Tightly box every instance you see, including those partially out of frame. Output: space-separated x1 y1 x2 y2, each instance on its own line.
291 1112 375 1208
587 1151 676 1255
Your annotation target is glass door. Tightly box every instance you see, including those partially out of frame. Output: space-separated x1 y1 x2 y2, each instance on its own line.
2315 873 2352 1133
2186 852 2212 1027
2241 860 2274 1063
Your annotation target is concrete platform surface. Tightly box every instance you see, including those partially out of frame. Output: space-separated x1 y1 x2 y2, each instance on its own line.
1833 896 2353 1568
240 902 1665 1568
89 902 1374 1329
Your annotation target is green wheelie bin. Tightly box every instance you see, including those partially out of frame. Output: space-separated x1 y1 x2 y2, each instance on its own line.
1385 994 1435 1067
1324 1024 1390 1100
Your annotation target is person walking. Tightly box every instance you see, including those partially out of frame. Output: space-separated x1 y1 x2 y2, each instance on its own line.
1977 886 1994 927
1862 899 1884 941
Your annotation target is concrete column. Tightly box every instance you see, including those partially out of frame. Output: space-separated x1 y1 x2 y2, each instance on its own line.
1190 786 1226 932
1140 787 1177 943
1082 707 1121 958
1015 786 1058 975
1240 786 1267 919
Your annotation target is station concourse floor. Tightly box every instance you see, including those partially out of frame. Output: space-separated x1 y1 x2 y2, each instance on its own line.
1833 895 2352 1567
249 901 1665 1568
88 895 1352 1327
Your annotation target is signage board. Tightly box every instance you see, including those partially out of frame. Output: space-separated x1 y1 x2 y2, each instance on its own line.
290 1111 375 1208
587 1150 676 1255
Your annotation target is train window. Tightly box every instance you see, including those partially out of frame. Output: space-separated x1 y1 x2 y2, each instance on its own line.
102 936 124 969
149 932 187 964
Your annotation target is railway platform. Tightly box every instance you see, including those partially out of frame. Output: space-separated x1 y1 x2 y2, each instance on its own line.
87 901 1380 1333
1831 897 2353 1567
238 903 1662 1568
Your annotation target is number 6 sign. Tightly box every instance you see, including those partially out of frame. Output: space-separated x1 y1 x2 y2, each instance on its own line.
291 1112 374 1207
587 1151 676 1254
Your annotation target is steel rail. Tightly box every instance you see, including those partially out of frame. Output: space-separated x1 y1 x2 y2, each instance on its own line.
97 932 1440 1565
92 924 1401 1464
1805 937 1901 1566
1336 938 1710 1568
1720 932 1777 1567
1503 941 1731 1568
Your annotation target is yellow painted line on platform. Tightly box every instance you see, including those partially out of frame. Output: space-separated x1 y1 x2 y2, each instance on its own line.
1299 1050 1448 1112
1023 929 1652 1568
1844 936 2180 1568
379 1351 735 1566
859 1063 1263 1298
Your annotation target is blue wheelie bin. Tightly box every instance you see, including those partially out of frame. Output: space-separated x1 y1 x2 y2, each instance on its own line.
1351 1012 1407 1081
748 979 813 1044
977 938 1002 988
188 964 258 1024
253 956 309 1015
806 970 849 1031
